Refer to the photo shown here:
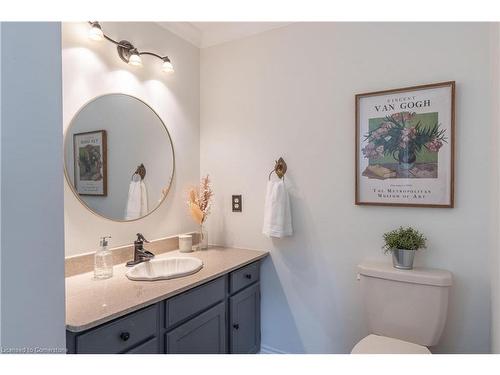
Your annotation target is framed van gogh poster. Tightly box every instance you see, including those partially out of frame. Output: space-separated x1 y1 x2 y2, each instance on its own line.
73 130 107 196
355 82 455 207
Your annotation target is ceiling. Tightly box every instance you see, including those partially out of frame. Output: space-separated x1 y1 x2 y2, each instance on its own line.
157 22 291 48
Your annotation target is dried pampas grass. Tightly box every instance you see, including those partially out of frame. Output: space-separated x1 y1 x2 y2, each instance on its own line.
189 204 204 225
187 175 213 224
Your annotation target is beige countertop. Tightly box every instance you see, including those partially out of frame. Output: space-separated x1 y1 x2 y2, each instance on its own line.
65 246 268 332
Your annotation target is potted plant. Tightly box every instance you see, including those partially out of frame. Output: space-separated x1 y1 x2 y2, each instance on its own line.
382 226 426 270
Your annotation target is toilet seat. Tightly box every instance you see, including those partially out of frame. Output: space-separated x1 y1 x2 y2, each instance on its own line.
351 334 431 354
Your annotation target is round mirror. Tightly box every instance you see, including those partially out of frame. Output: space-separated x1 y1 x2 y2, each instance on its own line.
64 94 174 221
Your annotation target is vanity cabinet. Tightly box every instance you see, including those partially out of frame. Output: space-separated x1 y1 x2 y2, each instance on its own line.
66 260 261 354
229 283 261 354
166 302 226 354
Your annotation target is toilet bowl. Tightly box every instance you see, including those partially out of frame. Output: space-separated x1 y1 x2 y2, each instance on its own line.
352 261 452 354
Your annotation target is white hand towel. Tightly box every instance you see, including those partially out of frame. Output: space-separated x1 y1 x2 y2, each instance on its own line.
125 179 148 220
140 180 148 217
263 180 293 238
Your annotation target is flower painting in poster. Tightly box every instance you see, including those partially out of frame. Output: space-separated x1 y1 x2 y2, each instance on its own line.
355 82 454 207
73 130 107 196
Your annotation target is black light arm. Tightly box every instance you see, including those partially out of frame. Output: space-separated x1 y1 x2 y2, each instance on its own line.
88 21 124 46
139 51 162 59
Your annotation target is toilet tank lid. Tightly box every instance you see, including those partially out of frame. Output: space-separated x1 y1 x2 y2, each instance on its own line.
358 262 453 286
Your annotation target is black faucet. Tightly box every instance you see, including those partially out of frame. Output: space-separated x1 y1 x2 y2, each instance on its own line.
126 233 155 267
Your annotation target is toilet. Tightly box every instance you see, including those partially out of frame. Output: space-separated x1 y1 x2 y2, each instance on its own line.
352 261 453 354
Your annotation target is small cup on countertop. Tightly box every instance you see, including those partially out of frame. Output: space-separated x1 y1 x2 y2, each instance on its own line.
179 234 193 253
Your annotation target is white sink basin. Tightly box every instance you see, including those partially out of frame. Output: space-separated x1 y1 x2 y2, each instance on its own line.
125 257 203 281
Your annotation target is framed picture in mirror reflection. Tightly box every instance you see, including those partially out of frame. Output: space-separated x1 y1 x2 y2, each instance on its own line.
73 130 107 196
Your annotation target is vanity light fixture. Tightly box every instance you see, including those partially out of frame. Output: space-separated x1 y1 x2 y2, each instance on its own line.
162 57 174 73
87 21 174 74
128 49 143 67
88 22 104 41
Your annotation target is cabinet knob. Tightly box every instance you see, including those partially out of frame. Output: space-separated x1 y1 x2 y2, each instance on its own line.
120 332 130 341
244 274 252 279
233 323 239 330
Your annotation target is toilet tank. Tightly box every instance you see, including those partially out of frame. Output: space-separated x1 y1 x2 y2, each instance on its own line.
358 262 452 347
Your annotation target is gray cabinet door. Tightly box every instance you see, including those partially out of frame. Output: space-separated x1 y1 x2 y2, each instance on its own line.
166 302 226 354
229 282 260 354
125 337 159 354
230 262 260 294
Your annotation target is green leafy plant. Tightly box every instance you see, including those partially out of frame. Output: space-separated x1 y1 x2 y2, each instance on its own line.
382 226 427 253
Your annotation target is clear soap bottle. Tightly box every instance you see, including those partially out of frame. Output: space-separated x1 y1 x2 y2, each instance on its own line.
94 236 113 280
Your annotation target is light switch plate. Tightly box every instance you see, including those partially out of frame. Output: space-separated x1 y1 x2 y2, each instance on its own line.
232 195 242 212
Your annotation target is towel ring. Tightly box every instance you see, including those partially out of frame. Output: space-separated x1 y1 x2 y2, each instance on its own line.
132 163 146 180
268 157 287 180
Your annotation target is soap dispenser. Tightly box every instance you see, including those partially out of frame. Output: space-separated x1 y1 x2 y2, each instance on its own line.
94 236 113 280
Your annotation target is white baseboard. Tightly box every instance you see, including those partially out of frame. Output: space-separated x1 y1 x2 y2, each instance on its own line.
259 344 288 354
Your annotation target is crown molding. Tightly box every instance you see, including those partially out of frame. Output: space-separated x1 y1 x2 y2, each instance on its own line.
157 22 202 48
158 22 292 49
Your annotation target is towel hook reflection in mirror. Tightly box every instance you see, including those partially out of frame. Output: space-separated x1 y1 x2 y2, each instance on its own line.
268 157 287 180
132 163 146 181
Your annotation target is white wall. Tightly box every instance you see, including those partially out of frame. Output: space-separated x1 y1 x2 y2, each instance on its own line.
201 23 495 353
491 22 500 354
63 23 200 256
1 22 65 352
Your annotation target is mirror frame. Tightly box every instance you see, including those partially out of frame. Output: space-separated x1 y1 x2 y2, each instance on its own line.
63 93 176 222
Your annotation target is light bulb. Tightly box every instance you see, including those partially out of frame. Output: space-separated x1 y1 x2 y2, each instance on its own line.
128 50 142 67
88 22 104 42
162 57 174 73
